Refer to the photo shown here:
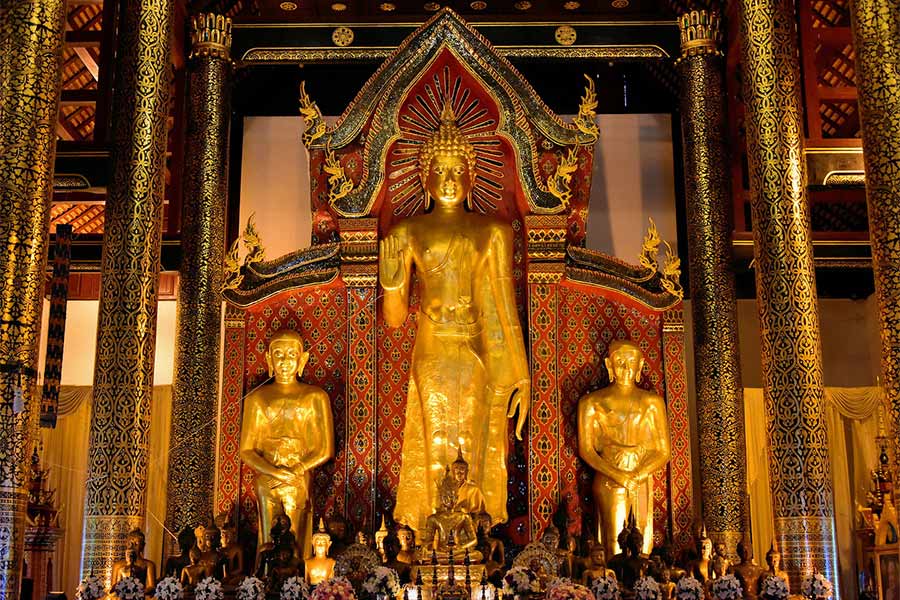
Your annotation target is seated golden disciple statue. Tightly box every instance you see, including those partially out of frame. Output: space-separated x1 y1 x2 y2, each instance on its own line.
577 340 671 558
240 329 335 557
728 541 762 600
180 547 211 587
420 466 480 557
755 543 790 595
396 524 417 564
581 543 615 586
306 520 337 585
220 524 245 584
110 529 157 592
379 104 530 533
195 524 222 575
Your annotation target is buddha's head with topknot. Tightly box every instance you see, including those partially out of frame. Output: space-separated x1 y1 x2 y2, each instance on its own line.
419 103 478 209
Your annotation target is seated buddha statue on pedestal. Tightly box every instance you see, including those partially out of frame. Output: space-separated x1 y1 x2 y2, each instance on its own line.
306 520 337 585
421 467 480 558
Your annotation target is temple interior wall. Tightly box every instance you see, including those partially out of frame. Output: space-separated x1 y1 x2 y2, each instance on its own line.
40 114 882 593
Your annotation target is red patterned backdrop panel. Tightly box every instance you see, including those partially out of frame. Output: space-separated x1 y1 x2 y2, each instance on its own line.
528 283 560 539
556 282 667 544
346 287 377 532
216 307 246 516
238 285 348 532
662 308 693 551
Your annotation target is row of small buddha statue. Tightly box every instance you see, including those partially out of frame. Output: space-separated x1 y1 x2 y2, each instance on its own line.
563 515 791 600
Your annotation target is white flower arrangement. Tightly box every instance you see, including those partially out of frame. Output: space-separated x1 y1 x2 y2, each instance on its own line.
194 576 224 600
282 576 312 600
710 575 742 600
112 576 145 600
154 576 184 600
310 576 357 600
362 567 401 599
674 576 704 600
502 566 540 596
759 576 789 600
633 576 661 600
589 574 620 600
800 573 833 600
237 576 266 600
75 574 104 600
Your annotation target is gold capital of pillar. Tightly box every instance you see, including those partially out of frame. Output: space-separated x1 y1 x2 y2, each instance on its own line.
190 13 233 61
82 0 175 587
739 0 838 587
676 10 747 557
0 1 67 597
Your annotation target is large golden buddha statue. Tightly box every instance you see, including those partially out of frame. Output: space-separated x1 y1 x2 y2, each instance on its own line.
380 103 530 532
577 340 671 557
240 329 335 557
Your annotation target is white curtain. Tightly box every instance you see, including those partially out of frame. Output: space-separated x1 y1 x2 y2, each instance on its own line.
744 386 884 600
40 385 172 595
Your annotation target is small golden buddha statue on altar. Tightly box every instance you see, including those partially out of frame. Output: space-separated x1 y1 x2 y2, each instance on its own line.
577 340 671 557
728 541 761 600
421 467 480 558
755 542 789 595
110 529 157 592
690 530 713 583
220 523 245 584
375 516 390 562
475 513 504 577
450 451 486 516
195 524 222 575
396 524 417 565
305 520 336 585
240 329 336 557
180 546 211 587
164 527 196 578
581 543 615 587
380 103 530 533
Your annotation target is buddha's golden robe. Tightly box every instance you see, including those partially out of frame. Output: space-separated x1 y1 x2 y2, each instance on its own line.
382 212 529 532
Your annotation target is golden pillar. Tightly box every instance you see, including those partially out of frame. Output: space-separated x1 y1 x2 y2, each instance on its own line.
165 13 232 540
676 10 747 557
81 0 174 586
739 0 838 586
848 0 900 469
0 1 67 597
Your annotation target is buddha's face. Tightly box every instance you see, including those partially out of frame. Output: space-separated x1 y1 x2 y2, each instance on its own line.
451 462 468 484
425 153 472 209
328 519 347 540
768 552 781 570
590 546 606 566
398 529 413 550
606 345 643 386
126 533 145 554
700 539 713 560
223 528 237 546
267 337 306 383
313 536 331 558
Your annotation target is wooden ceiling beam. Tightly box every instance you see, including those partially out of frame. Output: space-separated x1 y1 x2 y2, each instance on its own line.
56 120 78 142
74 46 100 80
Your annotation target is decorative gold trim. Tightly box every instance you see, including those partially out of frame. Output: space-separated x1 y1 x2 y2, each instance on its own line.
324 146 355 204
223 239 243 292
554 25 577 46
332 26 354 47
52 174 91 190
573 74 599 141
241 44 669 62
299 81 327 147
546 146 578 209
233 19 678 29
190 13 233 61
822 171 865 186
242 214 265 266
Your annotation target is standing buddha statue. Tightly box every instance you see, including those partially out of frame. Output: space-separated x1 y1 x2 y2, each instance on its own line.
379 103 530 533
577 340 671 557
239 329 335 557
